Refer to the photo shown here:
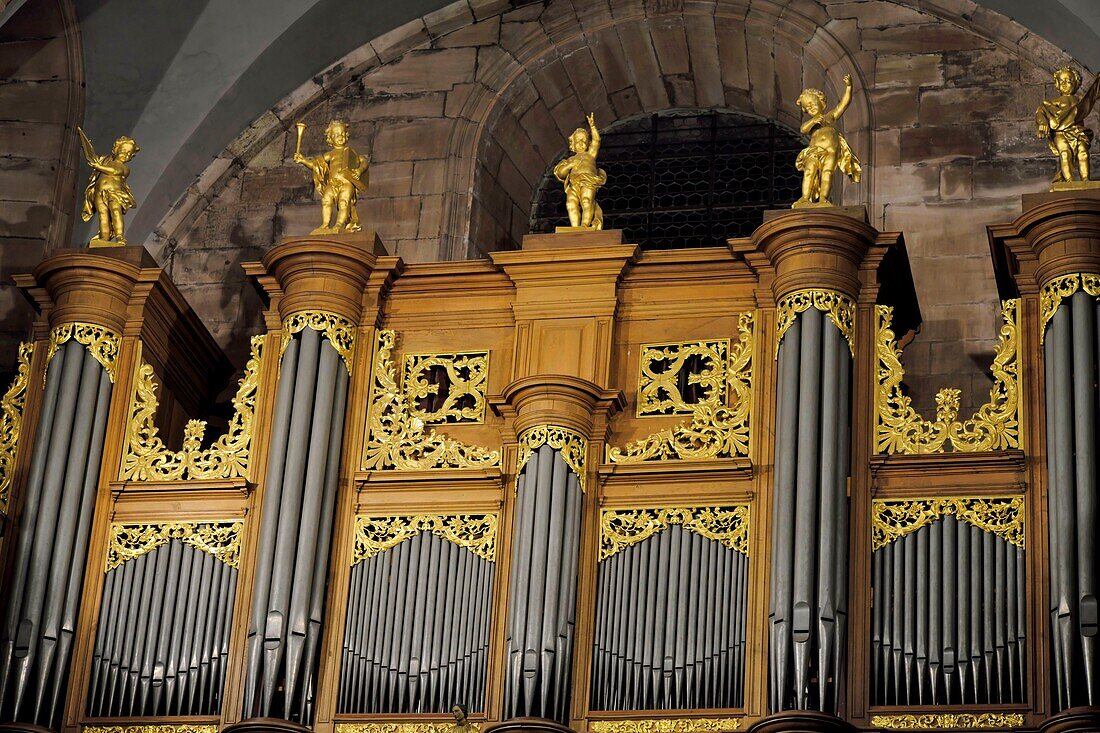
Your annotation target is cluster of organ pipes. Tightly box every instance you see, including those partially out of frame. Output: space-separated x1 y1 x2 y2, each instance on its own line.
338 531 495 714
88 541 239 717
0 339 113 729
590 525 749 711
871 517 1027 706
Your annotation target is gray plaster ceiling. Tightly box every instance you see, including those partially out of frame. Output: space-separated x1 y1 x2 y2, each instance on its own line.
3 0 1099 247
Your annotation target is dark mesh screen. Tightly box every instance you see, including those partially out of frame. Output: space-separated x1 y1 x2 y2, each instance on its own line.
529 110 804 249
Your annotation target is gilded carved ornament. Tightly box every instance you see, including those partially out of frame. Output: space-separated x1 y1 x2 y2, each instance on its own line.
792 74 861 208
119 337 263 482
351 513 497 566
871 497 1024 552
77 127 139 248
600 506 749 561
334 724 480 733
876 301 1019 454
607 313 752 463
45 322 121 383
554 113 606 230
1035 66 1100 191
403 350 490 424
516 425 588 494
362 330 500 471
281 310 356 375
83 727 217 733
0 343 32 514
105 520 243 572
774 289 854 358
636 339 729 417
1039 272 1100 342
870 713 1024 730
590 719 741 733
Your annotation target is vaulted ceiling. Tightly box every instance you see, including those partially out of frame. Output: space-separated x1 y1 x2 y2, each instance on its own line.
1 0 1097 247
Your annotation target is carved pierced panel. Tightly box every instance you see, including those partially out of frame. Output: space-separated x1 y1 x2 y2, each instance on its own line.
402 350 489 424
600 505 750 560
871 496 1024 551
105 520 244 571
636 339 729 417
0 342 32 514
350 513 497 565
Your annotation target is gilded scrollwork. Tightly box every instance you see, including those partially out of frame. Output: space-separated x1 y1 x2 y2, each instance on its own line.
105 520 243 572
600 505 749 561
608 313 753 463
0 343 32 514
84 727 218 733
334 724 481 733
775 289 854 358
636 339 729 417
590 718 742 732
281 310 356 374
362 330 500 471
870 713 1024 730
351 513 497 565
44 322 121 382
1039 272 1100 341
403 350 489 424
119 336 263 482
516 424 588 493
871 497 1024 552
876 301 1018 454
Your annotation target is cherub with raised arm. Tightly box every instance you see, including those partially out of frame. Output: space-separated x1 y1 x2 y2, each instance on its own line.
1036 66 1100 189
792 74 862 208
292 119 367 234
78 127 139 247
553 113 607 229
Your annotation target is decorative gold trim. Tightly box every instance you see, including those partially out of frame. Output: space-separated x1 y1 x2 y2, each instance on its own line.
334 724 481 733
281 310 356 374
600 506 749 561
82 721 220 726
351 513 497 565
516 424 588 494
875 301 1019 454
870 713 1024 730
119 336 263 482
871 497 1024 552
0 343 32 514
775 289 854 358
403 350 490 424
45 322 121 382
608 313 753 463
636 339 729 417
590 719 742 732
362 330 501 471
105 520 244 572
1039 272 1100 342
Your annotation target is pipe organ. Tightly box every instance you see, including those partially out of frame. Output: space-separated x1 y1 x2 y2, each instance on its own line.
0 195 1098 733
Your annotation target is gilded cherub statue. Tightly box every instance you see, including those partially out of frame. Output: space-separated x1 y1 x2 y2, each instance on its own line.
78 127 139 247
553 113 607 230
1036 66 1100 190
293 119 368 234
792 74 862 208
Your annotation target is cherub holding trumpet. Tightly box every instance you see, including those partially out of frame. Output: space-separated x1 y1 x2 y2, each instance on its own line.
292 119 368 234
78 127 139 247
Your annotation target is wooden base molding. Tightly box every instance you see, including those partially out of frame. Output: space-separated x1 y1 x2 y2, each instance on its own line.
1037 707 1100 733
483 719 576 733
744 711 858 733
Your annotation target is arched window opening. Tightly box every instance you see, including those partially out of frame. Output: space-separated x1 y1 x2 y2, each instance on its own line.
529 110 804 249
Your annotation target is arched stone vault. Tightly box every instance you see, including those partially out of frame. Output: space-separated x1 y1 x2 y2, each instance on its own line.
153 0 1068 418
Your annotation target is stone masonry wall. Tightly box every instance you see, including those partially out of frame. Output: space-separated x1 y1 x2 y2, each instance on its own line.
149 0 1071 418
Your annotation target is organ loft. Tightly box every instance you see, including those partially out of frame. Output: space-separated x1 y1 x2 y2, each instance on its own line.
3 1 1100 733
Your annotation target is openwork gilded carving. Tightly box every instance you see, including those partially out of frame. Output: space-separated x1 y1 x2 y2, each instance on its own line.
516 425 588 494
775 289 854 357
281 310 356 374
871 497 1024 552
636 339 729 417
84 727 218 733
45 322 121 382
334 724 481 733
876 301 1019 454
870 713 1024 730
362 330 500 471
1039 272 1100 341
403 350 489 424
105 520 243 571
600 506 750 561
0 343 32 514
608 313 753 463
351 513 497 566
119 337 263 482
590 719 742 732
